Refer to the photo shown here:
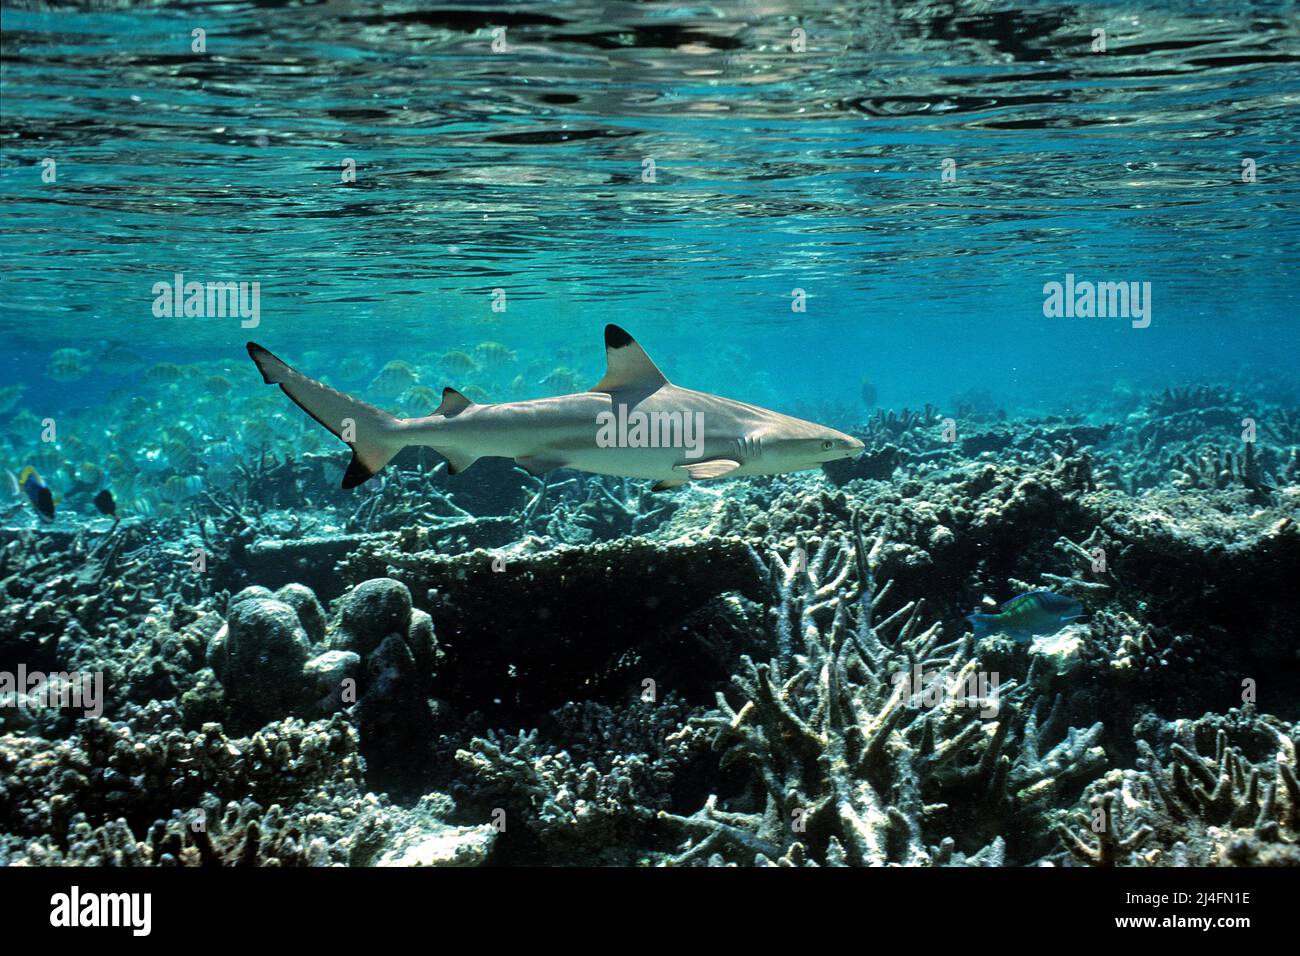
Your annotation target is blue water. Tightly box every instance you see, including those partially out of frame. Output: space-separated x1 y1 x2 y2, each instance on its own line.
2 0 1298 425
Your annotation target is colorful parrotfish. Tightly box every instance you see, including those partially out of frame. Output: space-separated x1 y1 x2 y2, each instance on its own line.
967 590 1083 641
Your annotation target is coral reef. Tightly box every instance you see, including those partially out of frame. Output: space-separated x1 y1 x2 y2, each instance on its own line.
1056 709 1298 866
2 376 1297 866
653 523 1101 865
453 696 699 864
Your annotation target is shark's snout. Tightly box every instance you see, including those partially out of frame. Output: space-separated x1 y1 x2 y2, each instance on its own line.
831 433 864 460
814 431 864 463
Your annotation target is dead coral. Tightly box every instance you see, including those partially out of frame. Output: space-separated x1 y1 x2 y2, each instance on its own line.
1170 443 1274 502
0 702 363 846
1057 709 1299 866
655 515 1057 866
453 696 699 863
0 526 218 727
1149 385 1240 419
1056 789 1154 866
340 535 762 719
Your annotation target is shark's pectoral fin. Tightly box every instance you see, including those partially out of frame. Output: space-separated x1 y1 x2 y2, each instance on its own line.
441 449 480 475
514 455 565 477
651 459 741 491
675 459 741 480
651 478 688 492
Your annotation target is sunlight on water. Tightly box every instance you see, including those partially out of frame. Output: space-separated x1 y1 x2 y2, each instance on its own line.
2 0 1296 421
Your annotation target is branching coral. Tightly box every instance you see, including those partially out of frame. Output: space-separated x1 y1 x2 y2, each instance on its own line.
1057 709 1299 866
1149 385 1240 419
453 696 699 863
655 514 1043 866
1170 443 1273 499
514 472 677 542
5 372 1298 869
1056 789 1154 866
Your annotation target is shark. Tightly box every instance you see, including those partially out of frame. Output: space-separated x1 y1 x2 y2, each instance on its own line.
245 324 863 491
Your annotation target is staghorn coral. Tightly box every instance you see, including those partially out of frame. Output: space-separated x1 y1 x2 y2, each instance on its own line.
1056 788 1154 866
0 704 363 834
535 474 678 542
0 525 220 728
822 443 910 485
6 789 489 868
1149 385 1240 419
1115 386 1300 493
1260 407 1300 447
866 405 944 443
1 702 361 863
0 697 493 867
654 516 1092 866
1056 709 1299 866
453 696 700 863
1170 442 1274 502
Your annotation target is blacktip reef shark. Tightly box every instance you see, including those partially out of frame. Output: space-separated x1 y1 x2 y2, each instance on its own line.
246 325 863 491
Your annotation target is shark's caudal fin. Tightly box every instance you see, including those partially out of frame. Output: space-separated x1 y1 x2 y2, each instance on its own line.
246 343 409 488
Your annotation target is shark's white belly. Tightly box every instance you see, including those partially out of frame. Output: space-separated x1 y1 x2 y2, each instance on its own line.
558 443 708 479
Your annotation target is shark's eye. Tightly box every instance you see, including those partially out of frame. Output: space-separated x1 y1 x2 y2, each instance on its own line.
822 440 833 450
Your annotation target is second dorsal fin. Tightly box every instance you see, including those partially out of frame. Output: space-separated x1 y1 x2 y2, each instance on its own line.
591 325 669 392
434 387 475 417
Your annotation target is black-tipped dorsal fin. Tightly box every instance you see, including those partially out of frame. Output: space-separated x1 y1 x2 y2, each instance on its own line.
434 387 475 417
592 325 669 392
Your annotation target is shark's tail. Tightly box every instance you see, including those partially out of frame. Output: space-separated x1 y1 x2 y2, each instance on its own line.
246 343 409 488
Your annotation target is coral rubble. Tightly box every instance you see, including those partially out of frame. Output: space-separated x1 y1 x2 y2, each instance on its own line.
2 376 1297 866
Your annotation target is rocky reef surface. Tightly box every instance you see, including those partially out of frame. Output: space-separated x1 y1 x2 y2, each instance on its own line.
1 381 1297 866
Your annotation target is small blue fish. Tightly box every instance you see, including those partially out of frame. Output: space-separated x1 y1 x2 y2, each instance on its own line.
19 466 55 522
967 590 1083 641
